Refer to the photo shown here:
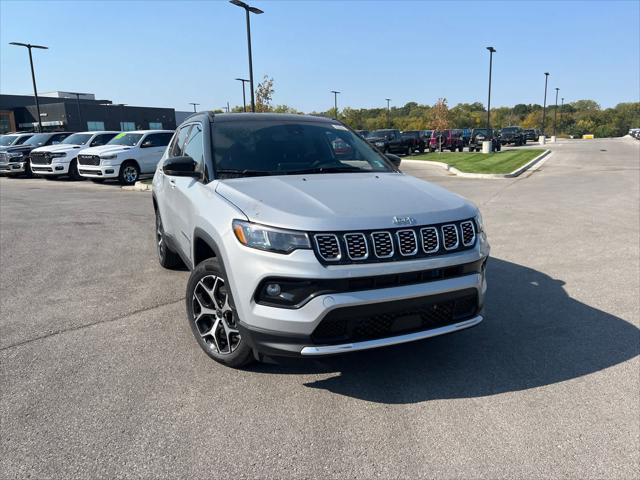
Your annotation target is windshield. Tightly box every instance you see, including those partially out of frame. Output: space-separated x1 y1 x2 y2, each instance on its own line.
62 133 93 145
502 127 518 133
213 120 394 178
402 131 419 138
107 133 143 146
473 129 489 135
368 130 394 138
24 134 51 147
0 135 18 146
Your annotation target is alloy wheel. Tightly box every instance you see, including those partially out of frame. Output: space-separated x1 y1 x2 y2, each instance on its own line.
123 166 138 183
156 214 165 260
192 275 241 355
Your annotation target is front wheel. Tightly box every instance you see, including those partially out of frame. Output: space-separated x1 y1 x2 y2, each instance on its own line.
406 145 412 156
68 159 82 180
118 161 139 185
186 258 254 368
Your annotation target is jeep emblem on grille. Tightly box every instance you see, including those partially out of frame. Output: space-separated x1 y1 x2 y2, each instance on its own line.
392 216 416 226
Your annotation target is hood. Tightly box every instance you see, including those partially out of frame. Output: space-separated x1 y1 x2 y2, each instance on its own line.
78 144 133 156
32 144 84 154
3 144 34 154
366 136 388 142
215 172 476 231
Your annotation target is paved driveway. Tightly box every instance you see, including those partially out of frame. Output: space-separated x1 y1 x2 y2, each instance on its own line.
1 138 638 478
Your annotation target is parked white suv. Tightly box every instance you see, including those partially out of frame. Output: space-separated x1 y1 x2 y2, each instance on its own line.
77 130 174 185
153 113 490 368
30 131 119 179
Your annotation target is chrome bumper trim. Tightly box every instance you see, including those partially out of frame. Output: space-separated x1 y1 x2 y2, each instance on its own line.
300 315 483 356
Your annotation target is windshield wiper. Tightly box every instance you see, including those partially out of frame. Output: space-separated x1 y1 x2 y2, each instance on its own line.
216 169 277 178
283 166 365 175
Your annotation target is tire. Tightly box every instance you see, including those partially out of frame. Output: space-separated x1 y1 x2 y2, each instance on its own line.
155 209 182 269
90 178 105 183
68 159 82 180
406 145 412 156
186 257 254 368
458 145 464 152
118 161 139 185
24 159 33 178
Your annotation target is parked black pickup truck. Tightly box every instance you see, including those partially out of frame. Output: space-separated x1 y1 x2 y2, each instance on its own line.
0 131 74 177
500 126 526 146
523 128 539 142
366 129 413 155
468 128 501 152
401 130 428 153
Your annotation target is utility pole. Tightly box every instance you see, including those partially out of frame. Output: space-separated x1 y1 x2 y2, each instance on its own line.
331 90 340 119
10 42 48 132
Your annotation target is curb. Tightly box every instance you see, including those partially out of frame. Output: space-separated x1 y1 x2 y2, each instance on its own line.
402 149 551 179
121 181 152 192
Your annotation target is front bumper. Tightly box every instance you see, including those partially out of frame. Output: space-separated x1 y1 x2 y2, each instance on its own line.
77 164 120 179
0 161 26 174
31 161 70 175
221 229 489 357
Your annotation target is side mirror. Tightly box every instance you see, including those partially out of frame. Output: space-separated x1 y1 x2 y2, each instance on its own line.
163 156 201 178
386 153 402 168
141 140 153 148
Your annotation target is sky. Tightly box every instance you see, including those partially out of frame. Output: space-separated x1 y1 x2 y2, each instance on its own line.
1 0 638 113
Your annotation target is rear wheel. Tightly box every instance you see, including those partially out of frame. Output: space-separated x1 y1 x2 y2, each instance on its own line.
406 145 412 156
186 258 254 368
155 209 182 269
118 161 139 185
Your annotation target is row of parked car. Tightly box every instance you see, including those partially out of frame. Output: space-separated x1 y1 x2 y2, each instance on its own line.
354 126 541 154
629 128 640 140
0 130 173 184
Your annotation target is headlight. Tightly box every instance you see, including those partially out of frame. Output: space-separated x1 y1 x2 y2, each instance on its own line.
8 152 23 158
50 152 67 158
475 211 485 233
100 153 117 160
232 220 310 254
375 142 384 147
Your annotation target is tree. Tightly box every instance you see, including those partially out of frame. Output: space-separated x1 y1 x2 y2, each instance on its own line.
255 75 275 112
431 98 450 130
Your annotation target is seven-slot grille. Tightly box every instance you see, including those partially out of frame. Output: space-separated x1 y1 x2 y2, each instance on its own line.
442 224 459 250
315 234 341 261
312 219 476 264
460 221 476 246
344 233 368 260
30 152 51 165
78 154 101 166
396 230 418 256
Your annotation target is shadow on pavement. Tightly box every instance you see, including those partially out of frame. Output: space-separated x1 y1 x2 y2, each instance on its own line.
251 257 639 403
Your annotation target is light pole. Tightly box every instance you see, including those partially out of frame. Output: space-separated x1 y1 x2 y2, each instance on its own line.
541 72 550 136
553 87 560 138
235 78 249 112
331 90 340 119
229 0 263 113
486 47 496 132
385 98 391 128
560 97 564 131
189 102 200 112
9 42 48 132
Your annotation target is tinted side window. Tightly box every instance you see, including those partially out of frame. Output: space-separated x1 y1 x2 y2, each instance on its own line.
170 126 192 157
16 135 33 145
91 133 117 147
145 133 174 148
183 124 204 166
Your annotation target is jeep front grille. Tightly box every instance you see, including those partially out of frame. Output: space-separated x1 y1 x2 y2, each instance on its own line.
311 219 477 265
78 154 100 166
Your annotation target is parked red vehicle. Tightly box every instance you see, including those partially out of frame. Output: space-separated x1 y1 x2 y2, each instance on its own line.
429 129 464 152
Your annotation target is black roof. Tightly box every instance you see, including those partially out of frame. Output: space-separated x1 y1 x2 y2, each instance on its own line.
182 111 338 125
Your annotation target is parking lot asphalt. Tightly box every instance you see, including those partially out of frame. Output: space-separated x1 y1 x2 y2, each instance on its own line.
1 138 639 478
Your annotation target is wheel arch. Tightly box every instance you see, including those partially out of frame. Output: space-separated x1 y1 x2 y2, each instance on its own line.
121 158 141 171
192 227 222 268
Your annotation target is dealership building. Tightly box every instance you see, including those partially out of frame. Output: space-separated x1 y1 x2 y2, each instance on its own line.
0 91 187 134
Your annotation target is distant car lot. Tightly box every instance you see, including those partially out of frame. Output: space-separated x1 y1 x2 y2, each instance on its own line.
1 138 638 478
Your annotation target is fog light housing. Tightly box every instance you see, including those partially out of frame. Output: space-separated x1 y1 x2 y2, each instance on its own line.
265 283 281 296
55 165 64 171
105 169 114 174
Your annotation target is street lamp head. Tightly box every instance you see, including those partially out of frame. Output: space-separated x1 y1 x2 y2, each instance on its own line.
229 0 263 13
555 87 560 91
486 46 496 53
544 72 550 76
10 41 48 49
331 90 340 95
235 78 249 82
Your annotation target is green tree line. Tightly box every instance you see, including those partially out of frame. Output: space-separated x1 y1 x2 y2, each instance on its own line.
222 76 639 137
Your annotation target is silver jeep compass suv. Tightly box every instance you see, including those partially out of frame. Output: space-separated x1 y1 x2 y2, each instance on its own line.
153 112 489 368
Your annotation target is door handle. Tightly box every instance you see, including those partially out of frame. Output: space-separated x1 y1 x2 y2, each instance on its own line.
169 179 177 189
